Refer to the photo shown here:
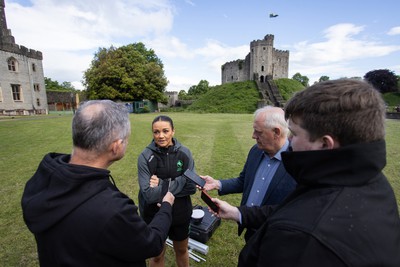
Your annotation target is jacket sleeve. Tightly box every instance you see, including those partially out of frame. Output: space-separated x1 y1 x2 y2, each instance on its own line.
97 196 172 262
238 205 275 230
218 152 252 196
137 151 162 204
218 169 246 195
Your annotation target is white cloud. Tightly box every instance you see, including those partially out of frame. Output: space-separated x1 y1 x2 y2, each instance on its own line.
4 1 400 92
289 23 400 82
388 26 400 35
6 0 176 90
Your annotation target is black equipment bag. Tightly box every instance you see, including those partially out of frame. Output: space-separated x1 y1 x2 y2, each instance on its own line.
189 206 221 244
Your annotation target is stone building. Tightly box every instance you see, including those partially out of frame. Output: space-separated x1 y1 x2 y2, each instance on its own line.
165 91 178 106
0 0 47 115
221 34 289 84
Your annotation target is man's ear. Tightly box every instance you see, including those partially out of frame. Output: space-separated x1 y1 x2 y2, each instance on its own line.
111 139 123 155
321 135 338 149
273 127 281 138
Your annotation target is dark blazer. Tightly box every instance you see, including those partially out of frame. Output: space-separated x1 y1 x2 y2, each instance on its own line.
219 144 296 237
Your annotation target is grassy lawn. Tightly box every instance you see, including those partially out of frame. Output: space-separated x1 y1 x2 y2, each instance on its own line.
0 114 399 266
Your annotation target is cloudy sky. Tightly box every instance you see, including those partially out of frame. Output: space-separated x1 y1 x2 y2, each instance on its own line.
5 0 400 91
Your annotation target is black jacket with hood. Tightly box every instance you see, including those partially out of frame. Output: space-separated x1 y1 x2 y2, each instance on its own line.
237 140 400 267
22 153 172 267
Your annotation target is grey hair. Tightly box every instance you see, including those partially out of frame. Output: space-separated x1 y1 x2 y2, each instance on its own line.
254 106 289 137
72 100 131 153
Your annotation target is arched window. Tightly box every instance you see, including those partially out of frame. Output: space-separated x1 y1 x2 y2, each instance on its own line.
7 58 18 72
261 66 264 72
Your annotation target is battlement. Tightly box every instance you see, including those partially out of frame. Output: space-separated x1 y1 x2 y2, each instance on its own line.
0 43 43 59
221 59 243 68
250 34 274 48
274 49 289 56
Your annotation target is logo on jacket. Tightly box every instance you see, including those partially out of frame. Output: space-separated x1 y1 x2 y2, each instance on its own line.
177 160 183 172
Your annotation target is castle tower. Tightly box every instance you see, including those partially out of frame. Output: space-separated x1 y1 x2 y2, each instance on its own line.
221 34 289 85
250 35 275 82
0 0 16 46
0 1 48 115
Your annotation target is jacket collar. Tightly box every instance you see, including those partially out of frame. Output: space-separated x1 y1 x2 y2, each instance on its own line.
282 140 386 186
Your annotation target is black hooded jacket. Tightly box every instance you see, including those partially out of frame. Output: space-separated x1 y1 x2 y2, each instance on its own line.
238 140 400 267
22 153 172 267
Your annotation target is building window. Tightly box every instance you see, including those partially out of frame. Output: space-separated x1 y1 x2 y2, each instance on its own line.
261 66 264 72
11 84 22 101
32 63 36 72
139 102 144 108
34 83 40 92
8 58 18 71
36 98 41 106
0 86 3 102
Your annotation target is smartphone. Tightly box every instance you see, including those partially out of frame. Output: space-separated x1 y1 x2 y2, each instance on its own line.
183 169 206 188
201 190 219 213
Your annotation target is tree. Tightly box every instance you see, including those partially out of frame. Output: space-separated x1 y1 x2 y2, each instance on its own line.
83 43 168 102
292 73 309 87
397 75 400 91
45 77 76 91
188 80 210 95
364 69 398 93
318 76 330 82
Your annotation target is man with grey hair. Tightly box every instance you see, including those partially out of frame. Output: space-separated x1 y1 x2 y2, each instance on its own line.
201 106 296 241
22 100 175 267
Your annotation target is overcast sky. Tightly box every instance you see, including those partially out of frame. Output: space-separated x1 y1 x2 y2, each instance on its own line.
5 0 400 91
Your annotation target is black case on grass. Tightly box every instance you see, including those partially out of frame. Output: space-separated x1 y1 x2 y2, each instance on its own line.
189 205 221 244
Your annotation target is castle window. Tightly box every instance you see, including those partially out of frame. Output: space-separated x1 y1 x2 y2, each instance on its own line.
0 86 3 102
34 83 40 92
261 66 264 72
263 47 266 50
32 63 36 72
7 58 18 72
11 84 22 101
36 98 41 106
231 76 234 81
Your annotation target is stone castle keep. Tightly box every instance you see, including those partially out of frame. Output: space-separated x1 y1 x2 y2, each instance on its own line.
0 0 47 115
221 34 289 84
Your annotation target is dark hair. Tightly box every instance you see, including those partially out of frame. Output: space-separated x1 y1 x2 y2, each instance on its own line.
152 115 174 130
284 79 386 146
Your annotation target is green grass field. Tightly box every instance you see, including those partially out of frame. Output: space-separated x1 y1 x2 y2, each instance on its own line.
0 113 399 266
